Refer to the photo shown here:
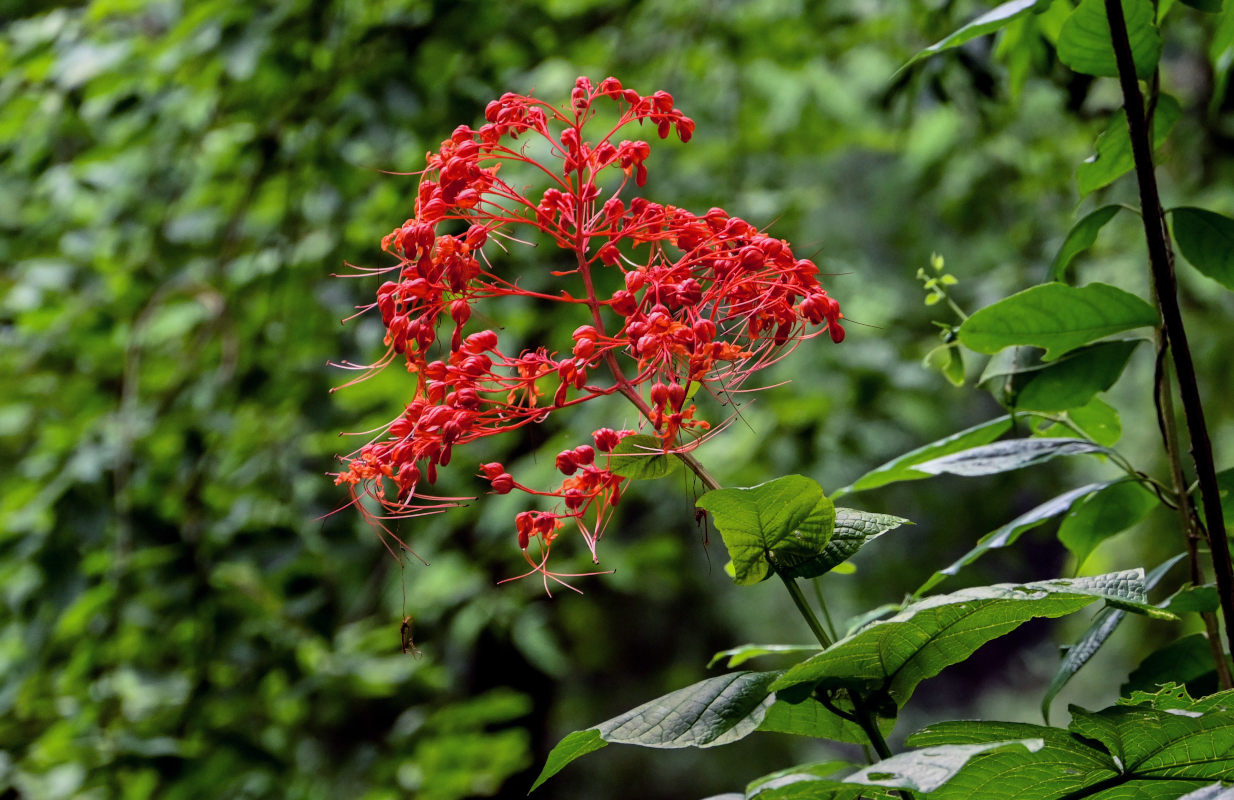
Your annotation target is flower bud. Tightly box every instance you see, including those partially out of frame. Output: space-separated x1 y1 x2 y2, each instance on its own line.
555 450 579 475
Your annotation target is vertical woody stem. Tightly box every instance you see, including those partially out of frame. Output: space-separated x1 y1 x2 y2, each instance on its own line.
1104 0 1234 667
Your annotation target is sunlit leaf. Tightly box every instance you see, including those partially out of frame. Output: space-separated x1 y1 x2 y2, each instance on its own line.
696 477 835 585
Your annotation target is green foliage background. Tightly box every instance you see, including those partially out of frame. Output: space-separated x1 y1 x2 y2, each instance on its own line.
3 0 1233 797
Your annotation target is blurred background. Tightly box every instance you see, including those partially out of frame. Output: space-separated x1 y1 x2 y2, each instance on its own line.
3 0 1234 798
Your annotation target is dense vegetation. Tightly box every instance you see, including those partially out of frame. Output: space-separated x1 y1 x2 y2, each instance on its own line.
5 1 1234 798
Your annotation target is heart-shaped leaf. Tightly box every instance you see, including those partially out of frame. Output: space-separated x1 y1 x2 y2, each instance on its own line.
696 476 835 585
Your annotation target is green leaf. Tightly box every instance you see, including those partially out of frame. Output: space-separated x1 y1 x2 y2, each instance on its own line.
1159 583 1221 615
1058 0 1163 79
1172 207 1234 290
1058 479 1159 569
844 740 1045 794
533 671 784 789
531 729 607 792
696 476 835 585
908 688 1234 798
1052 205 1123 281
596 670 779 748
1182 0 1224 11
816 508 911 574
757 696 887 745
607 434 680 480
745 761 871 800
915 437 1110 477
899 0 1057 72
1177 784 1234 800
1041 553 1184 723
958 282 1159 360
979 339 1141 411
771 570 1164 707
1078 95 1182 195
1124 634 1227 698
708 644 819 669
1046 396 1124 446
837 416 1013 495
915 482 1114 597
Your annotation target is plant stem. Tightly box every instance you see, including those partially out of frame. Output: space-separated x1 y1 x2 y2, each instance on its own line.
779 572 833 648
1105 0 1234 662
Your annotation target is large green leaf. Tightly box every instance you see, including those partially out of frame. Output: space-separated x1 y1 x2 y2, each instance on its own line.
1057 478 1159 569
1052 205 1124 281
836 416 1012 495
771 571 1170 706
915 482 1114 596
696 476 835 585
914 437 1110 477
1058 0 1163 79
606 433 681 480
1172 207 1234 290
1042 554 1185 723
906 687 1234 798
1078 95 1181 195
899 0 1056 71
958 282 1158 360
979 339 1141 411
533 671 781 790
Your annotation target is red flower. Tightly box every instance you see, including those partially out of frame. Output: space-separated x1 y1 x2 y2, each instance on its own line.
333 76 843 592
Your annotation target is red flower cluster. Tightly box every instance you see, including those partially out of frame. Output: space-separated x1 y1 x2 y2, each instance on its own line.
333 76 843 591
